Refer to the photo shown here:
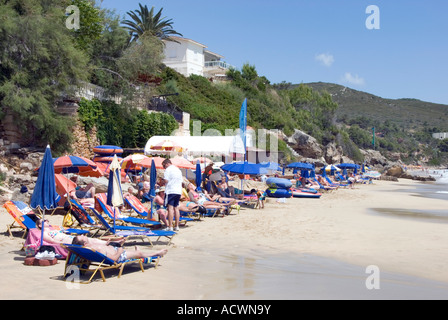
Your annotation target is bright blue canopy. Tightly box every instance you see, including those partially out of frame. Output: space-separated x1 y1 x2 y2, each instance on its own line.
259 162 282 172
337 163 361 169
286 162 314 170
221 161 268 175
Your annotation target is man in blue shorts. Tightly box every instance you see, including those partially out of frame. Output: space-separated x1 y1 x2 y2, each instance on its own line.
162 158 183 231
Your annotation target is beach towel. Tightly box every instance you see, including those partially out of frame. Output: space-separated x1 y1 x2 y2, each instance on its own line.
24 229 68 259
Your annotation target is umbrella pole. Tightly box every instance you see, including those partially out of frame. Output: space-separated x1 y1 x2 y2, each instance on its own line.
40 209 45 248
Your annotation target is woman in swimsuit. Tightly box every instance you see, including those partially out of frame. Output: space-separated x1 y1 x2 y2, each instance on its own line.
186 183 227 210
154 187 169 228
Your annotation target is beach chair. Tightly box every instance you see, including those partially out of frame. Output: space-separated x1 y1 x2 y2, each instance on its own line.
313 177 334 191
3 200 90 238
3 200 38 238
89 206 176 246
124 193 194 225
65 198 105 236
95 193 161 228
325 176 348 188
62 243 160 284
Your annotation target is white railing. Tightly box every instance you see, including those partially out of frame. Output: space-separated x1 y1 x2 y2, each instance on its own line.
204 61 235 70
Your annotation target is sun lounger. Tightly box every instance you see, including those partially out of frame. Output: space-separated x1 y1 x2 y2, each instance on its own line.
89 206 175 246
61 243 160 284
124 194 193 225
3 200 38 238
3 200 90 238
66 198 103 234
95 193 161 228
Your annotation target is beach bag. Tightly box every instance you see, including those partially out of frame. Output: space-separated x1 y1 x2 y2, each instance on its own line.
63 212 74 227
196 205 207 214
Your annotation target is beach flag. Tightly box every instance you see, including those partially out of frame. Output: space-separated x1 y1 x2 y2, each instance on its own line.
239 98 247 157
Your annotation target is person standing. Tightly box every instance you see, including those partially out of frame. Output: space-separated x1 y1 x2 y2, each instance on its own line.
162 158 183 231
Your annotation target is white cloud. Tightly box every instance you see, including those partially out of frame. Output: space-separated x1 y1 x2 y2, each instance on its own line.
341 72 365 86
315 53 334 67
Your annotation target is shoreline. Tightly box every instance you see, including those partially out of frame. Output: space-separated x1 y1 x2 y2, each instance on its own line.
1 178 448 299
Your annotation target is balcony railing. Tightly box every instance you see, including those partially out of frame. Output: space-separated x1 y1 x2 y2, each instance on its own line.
204 61 235 70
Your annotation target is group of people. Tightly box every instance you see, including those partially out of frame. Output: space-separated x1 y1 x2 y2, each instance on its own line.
293 170 366 191
29 158 264 265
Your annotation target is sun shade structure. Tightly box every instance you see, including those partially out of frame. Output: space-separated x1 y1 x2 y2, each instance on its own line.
221 161 268 176
145 135 246 157
150 139 185 153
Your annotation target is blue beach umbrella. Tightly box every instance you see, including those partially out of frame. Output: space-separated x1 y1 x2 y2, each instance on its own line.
287 162 314 170
195 160 202 192
30 145 61 247
149 159 157 219
221 161 268 176
221 161 268 191
107 155 124 231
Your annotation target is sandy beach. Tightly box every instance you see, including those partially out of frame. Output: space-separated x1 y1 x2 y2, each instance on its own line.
1 178 448 300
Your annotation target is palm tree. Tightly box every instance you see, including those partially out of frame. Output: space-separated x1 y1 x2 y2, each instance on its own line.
122 3 183 44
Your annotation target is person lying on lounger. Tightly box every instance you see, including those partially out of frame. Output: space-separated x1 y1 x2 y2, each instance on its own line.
72 235 167 263
35 219 125 246
186 183 228 211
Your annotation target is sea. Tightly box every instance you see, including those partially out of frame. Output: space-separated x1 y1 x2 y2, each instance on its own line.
369 169 448 224
207 171 448 300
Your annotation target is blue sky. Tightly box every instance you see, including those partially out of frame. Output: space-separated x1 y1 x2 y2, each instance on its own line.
100 0 448 105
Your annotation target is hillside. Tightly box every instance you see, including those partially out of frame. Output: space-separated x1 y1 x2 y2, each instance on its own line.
305 82 448 131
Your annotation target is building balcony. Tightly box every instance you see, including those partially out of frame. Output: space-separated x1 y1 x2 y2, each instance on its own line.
204 61 235 70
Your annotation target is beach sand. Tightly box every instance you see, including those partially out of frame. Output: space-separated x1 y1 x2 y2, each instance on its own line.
1 178 448 300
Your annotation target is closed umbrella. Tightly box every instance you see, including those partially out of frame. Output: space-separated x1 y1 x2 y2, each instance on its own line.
149 159 157 219
30 145 61 247
195 160 202 192
106 155 124 232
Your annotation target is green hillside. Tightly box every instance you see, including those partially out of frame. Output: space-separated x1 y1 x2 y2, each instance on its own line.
305 82 448 132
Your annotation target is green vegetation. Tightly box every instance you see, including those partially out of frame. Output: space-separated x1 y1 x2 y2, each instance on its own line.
1 1 446 165
78 98 178 148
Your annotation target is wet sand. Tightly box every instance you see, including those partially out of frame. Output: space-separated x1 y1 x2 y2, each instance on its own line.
1 178 448 300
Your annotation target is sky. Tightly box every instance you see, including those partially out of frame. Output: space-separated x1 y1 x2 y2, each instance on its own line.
99 0 448 105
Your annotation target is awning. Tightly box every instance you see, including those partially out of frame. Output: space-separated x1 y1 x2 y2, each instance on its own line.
144 135 246 156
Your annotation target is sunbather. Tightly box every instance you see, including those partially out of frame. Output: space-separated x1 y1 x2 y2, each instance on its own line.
317 175 338 190
72 235 168 263
36 219 124 245
153 187 169 228
186 183 228 211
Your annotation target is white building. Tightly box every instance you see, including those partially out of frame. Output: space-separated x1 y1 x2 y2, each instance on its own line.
432 132 448 140
163 36 234 80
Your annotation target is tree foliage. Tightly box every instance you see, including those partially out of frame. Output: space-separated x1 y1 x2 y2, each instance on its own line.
0 0 89 153
121 3 183 44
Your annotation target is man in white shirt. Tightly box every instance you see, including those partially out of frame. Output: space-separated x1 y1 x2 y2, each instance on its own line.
162 158 183 231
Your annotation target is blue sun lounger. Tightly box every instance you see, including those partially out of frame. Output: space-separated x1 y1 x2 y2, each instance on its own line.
95 193 162 228
124 194 195 224
62 243 160 284
89 206 176 246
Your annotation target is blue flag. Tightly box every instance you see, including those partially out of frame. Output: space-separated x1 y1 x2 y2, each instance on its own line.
239 98 247 155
